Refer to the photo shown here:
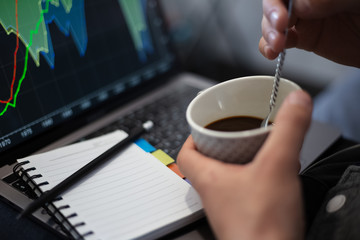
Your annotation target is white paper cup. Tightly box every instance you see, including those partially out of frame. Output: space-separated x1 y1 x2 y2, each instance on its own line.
186 75 301 164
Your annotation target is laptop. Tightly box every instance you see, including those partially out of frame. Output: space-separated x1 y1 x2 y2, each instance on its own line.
0 0 340 238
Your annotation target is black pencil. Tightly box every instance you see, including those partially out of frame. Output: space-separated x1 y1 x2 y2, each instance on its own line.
18 120 154 219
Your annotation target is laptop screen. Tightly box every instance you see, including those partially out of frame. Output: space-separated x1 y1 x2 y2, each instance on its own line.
0 0 176 160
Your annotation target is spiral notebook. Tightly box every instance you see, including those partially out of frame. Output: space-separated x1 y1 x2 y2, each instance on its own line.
13 130 203 239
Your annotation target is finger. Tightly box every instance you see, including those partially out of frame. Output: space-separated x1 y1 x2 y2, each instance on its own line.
261 16 286 53
263 0 289 31
259 25 298 58
255 90 313 173
177 136 225 187
259 37 280 60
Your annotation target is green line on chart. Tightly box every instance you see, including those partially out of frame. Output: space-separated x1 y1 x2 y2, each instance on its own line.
0 0 51 116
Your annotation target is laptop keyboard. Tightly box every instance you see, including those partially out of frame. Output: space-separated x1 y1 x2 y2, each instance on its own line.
3 84 201 199
83 84 200 158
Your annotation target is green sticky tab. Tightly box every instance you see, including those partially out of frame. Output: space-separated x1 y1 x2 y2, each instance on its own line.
151 149 175 166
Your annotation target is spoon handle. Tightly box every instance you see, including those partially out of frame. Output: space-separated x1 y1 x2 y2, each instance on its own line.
270 0 294 110
269 50 285 111
261 0 293 128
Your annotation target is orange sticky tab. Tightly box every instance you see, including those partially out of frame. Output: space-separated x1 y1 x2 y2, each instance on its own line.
168 163 185 179
151 149 175 166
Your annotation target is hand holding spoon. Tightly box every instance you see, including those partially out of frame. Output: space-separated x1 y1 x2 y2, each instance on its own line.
261 0 293 128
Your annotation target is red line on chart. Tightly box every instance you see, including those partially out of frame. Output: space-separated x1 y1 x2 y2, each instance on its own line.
0 0 19 104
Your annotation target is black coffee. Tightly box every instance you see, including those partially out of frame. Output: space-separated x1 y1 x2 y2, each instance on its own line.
205 116 266 132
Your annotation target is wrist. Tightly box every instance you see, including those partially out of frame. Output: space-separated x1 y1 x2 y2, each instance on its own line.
215 224 303 240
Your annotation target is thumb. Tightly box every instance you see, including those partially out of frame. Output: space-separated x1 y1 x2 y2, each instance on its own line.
255 90 313 173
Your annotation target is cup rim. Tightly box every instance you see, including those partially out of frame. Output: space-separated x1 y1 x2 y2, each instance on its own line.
186 75 300 138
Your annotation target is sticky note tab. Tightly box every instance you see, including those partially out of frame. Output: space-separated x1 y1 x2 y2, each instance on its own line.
168 163 185 179
135 138 156 153
151 149 175 166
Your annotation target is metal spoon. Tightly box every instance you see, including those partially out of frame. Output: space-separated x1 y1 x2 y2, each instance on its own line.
261 51 285 128
261 0 293 128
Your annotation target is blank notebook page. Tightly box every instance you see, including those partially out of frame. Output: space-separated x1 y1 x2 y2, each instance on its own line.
18 130 203 239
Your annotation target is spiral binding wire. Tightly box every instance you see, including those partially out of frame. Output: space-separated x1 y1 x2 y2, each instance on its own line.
13 161 29 174
12 161 90 240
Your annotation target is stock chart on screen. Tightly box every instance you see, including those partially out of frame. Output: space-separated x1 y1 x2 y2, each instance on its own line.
0 0 172 152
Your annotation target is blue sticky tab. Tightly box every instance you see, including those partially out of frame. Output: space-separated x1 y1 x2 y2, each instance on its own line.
135 138 156 152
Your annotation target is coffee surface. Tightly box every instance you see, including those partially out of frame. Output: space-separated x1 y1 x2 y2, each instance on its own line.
205 116 264 132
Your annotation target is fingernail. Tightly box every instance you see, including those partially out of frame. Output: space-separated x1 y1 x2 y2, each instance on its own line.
264 45 273 58
267 31 276 45
270 11 279 26
286 90 312 108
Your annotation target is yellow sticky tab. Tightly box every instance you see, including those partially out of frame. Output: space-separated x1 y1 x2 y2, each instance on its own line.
151 149 175 166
